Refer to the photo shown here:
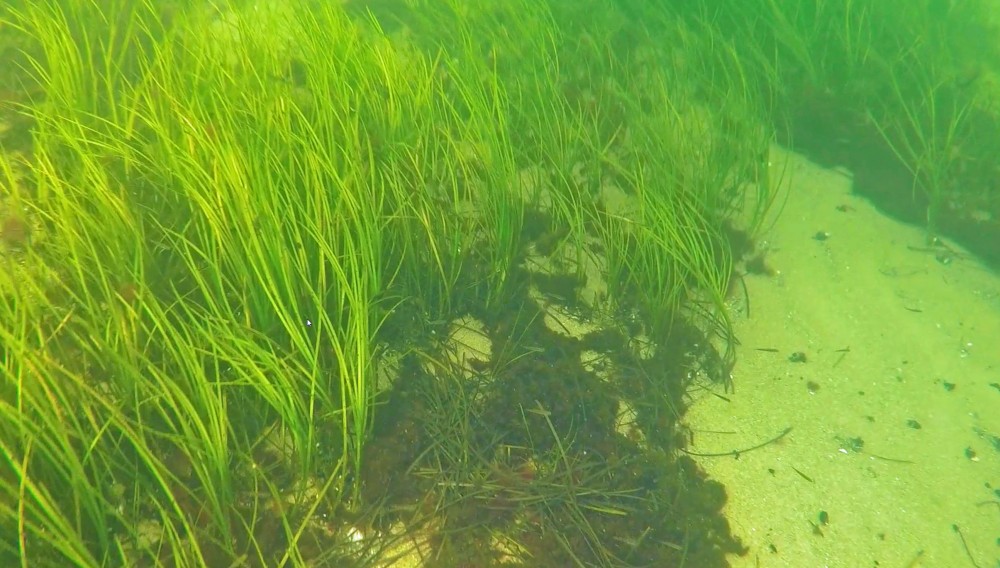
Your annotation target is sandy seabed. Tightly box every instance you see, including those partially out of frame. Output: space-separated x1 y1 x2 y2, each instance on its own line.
685 147 1000 567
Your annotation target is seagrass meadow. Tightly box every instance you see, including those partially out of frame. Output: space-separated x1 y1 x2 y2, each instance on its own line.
1 0 997 567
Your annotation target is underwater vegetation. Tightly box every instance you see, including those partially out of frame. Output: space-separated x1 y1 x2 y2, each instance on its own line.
1 0 995 566
0 0 770 564
697 0 1000 261
357 266 745 567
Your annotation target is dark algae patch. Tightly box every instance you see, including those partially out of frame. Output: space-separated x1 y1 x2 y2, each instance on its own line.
360 257 746 566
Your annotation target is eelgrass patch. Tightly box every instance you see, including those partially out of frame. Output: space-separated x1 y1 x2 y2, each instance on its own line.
704 0 1000 265
1 0 774 566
